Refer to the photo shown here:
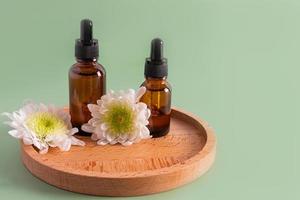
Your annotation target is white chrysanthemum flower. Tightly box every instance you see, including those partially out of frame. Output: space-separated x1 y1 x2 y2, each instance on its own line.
2 102 85 154
82 87 151 146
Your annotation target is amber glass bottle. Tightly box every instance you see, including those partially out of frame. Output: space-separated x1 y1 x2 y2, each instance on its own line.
140 38 172 137
69 19 106 135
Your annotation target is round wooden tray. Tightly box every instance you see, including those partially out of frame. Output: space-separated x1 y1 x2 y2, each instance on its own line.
21 108 216 196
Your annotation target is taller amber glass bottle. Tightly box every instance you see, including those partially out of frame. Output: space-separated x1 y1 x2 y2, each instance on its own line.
140 38 172 137
69 19 106 135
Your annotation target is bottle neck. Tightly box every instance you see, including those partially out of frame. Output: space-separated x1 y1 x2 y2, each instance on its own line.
143 76 169 90
144 77 168 89
76 57 98 64
145 76 167 81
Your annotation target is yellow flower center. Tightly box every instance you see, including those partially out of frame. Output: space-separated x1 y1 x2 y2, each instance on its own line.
103 103 135 136
26 112 67 141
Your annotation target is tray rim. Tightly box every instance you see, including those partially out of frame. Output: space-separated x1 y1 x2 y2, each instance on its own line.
21 107 216 179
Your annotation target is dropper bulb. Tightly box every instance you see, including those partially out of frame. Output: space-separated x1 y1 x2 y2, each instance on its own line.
80 19 93 45
150 38 163 61
144 38 168 78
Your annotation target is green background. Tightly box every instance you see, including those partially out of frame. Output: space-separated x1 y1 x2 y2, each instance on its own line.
0 0 298 199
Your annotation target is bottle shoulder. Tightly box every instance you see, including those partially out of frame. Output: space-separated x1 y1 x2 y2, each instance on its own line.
69 62 106 76
141 79 172 92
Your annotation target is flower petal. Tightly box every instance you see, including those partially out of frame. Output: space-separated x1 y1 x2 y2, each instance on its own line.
100 123 108 131
81 124 94 133
87 104 101 113
122 141 133 146
59 139 72 151
135 86 146 102
68 128 79 136
23 137 33 145
70 136 85 146
91 133 98 141
97 139 109 145
2 112 14 120
39 146 49 154
86 87 152 146
3 101 82 154
8 130 23 138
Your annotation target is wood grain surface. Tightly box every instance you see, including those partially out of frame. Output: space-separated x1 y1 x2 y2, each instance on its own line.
21 108 216 196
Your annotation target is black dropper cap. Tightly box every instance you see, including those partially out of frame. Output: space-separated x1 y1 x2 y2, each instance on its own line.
144 38 168 78
75 19 99 60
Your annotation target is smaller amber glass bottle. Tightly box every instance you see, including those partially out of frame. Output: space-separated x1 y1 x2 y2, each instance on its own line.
69 19 106 135
140 38 172 137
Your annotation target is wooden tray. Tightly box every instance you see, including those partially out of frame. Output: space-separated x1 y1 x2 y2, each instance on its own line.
21 108 216 196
